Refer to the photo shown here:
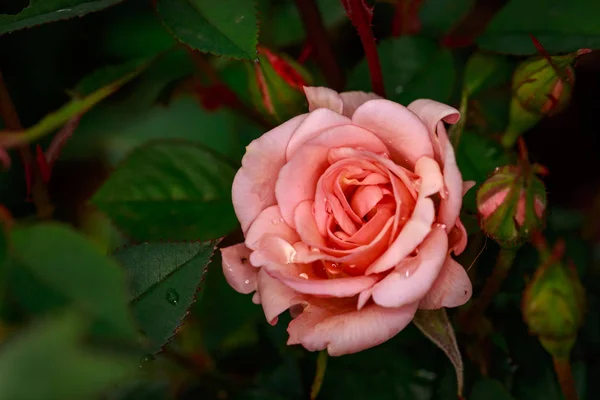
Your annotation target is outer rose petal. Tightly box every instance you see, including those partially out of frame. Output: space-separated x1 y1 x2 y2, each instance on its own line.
221 244 257 294
371 226 448 308
339 91 383 118
286 108 351 159
419 256 472 309
232 114 308 233
245 205 300 250
304 86 344 115
257 269 305 325
287 299 419 356
407 99 463 231
352 99 434 167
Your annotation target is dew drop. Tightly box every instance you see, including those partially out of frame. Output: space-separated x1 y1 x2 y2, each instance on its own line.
140 354 155 368
494 167 500 172
165 289 179 306
348 264 356 268
435 223 447 229
299 273 309 279
244 279 250 285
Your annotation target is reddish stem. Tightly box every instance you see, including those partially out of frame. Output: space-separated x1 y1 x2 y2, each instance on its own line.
391 0 423 37
0 71 53 219
45 114 82 170
553 356 579 400
294 0 345 90
341 0 386 97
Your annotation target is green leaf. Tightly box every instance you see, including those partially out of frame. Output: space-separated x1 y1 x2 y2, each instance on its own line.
112 240 218 353
0 312 135 400
470 378 515 400
478 0 600 55
419 0 475 37
0 0 126 35
349 36 455 105
156 0 258 60
412 309 464 397
9 223 137 340
91 141 238 241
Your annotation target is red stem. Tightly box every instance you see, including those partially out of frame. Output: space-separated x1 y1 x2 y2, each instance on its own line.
294 0 345 90
341 0 386 97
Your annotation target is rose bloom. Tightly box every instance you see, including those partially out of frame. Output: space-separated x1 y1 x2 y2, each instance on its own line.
221 87 473 356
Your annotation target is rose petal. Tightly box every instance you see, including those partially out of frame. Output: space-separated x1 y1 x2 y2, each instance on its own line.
478 188 508 220
463 180 476 196
257 268 305 325
339 91 382 118
249 235 297 266
286 108 351 160
419 256 472 309
232 114 308 233
352 99 434 167
350 185 384 218
245 205 300 250
414 156 444 197
221 244 257 294
407 99 460 160
264 263 380 297
287 299 418 356
449 217 468 255
304 86 344 114
371 226 448 308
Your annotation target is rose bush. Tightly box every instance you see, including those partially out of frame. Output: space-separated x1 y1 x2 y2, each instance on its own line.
221 87 473 356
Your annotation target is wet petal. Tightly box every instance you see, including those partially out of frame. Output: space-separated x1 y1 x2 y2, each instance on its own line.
221 244 257 294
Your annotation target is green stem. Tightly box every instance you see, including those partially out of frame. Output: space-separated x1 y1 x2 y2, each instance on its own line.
553 356 578 400
310 350 328 400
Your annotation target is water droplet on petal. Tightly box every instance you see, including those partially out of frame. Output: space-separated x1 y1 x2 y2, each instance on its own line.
165 289 179 306
435 223 447 229
299 273 309 279
348 264 356 268
244 279 250 285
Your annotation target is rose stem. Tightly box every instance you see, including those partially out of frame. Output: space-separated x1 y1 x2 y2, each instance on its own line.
391 0 424 37
553 356 579 400
310 350 328 400
466 246 518 323
186 49 273 129
0 71 53 219
341 0 386 97
294 0 345 91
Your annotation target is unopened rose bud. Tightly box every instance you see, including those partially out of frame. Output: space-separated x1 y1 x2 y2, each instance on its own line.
248 46 312 123
502 48 590 148
522 240 585 358
476 164 546 247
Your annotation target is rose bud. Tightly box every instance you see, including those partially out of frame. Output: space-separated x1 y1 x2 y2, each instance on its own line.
221 87 474 356
248 46 313 124
502 48 590 148
476 164 547 247
522 240 585 358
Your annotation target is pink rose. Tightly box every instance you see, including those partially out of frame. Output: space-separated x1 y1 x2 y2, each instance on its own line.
221 87 473 356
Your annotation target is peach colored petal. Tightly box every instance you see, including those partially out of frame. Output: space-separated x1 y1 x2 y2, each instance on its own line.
303 86 343 114
365 197 435 275
351 185 384 218
245 205 300 250
257 268 305 325
249 235 297 267
463 180 476 196
371 226 448 308
419 256 472 309
414 156 444 197
286 108 350 159
346 208 393 245
339 91 382 118
232 114 308 233
287 299 418 356
263 262 380 297
294 200 327 248
221 244 258 295
407 99 460 160
449 217 468 255
278 127 390 229
352 99 434 167
437 122 464 231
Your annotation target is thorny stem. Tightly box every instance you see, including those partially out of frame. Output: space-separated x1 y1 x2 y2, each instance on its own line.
553 356 579 400
186 49 273 129
341 0 386 97
294 0 345 91
391 0 424 37
0 71 54 219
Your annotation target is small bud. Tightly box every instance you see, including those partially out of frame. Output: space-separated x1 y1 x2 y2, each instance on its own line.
248 46 313 123
522 240 585 358
476 164 546 247
502 48 590 148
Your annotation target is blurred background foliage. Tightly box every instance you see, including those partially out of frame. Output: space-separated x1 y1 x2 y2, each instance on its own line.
1 0 600 399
